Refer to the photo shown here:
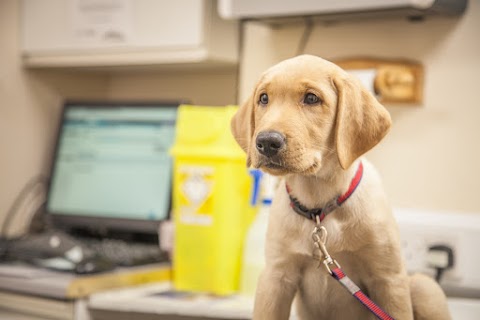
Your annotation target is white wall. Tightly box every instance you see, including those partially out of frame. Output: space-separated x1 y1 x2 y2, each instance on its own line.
107 69 237 106
239 2 480 213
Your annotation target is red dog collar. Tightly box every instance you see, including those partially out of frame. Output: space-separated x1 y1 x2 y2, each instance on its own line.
286 162 364 222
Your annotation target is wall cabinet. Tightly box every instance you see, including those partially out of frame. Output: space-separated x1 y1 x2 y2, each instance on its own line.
21 0 238 69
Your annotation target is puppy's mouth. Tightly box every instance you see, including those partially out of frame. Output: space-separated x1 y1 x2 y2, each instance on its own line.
256 157 286 171
265 162 283 169
254 154 321 176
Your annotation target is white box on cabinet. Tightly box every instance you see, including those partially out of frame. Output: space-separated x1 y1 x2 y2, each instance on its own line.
21 0 238 69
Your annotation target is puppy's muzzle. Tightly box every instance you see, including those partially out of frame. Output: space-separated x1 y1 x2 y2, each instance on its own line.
256 131 286 157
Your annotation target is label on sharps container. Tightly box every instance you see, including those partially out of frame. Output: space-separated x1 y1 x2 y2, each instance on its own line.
178 166 214 226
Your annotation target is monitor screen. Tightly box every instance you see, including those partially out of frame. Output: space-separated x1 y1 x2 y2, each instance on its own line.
47 102 178 234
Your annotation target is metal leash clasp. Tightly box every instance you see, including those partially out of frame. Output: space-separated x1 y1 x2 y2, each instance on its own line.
311 220 340 274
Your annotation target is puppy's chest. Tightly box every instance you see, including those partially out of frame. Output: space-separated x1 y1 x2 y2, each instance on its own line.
288 217 352 256
296 252 370 317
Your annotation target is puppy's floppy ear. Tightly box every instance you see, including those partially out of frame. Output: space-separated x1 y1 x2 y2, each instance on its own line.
231 94 255 165
333 74 392 169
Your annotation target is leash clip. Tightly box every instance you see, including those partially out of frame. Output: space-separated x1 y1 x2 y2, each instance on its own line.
312 226 341 274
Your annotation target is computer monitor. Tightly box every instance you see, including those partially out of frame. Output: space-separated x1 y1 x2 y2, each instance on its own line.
46 101 178 235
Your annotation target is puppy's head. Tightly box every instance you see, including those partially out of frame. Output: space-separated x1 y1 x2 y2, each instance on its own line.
231 55 391 176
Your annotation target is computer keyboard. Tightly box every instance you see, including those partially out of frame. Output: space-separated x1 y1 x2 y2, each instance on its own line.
78 237 170 267
1 231 170 274
1 231 115 274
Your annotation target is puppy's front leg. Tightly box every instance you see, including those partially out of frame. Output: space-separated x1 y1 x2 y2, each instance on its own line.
365 274 414 320
253 267 298 320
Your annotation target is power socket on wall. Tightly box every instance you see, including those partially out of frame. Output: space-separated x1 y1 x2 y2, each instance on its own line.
394 208 480 294
399 222 459 280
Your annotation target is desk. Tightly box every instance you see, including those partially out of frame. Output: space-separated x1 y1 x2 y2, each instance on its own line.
89 283 255 320
0 262 171 320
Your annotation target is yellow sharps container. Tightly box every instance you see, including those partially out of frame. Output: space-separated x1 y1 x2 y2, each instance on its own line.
170 105 253 295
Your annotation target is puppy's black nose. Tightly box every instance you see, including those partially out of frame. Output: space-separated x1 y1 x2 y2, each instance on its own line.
256 131 285 157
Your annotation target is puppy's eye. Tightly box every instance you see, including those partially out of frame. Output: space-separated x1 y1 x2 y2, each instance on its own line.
259 93 269 105
303 93 320 105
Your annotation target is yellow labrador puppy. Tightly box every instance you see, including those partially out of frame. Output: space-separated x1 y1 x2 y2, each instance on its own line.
231 55 450 320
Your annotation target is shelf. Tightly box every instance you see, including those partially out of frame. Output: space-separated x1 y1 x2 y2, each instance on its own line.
21 0 238 70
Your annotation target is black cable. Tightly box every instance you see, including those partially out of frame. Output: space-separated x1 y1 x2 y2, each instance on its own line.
296 18 314 56
434 268 445 283
428 244 455 283
1 175 48 238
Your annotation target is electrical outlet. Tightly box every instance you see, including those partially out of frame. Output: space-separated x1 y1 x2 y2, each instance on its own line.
394 208 480 292
399 225 459 281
